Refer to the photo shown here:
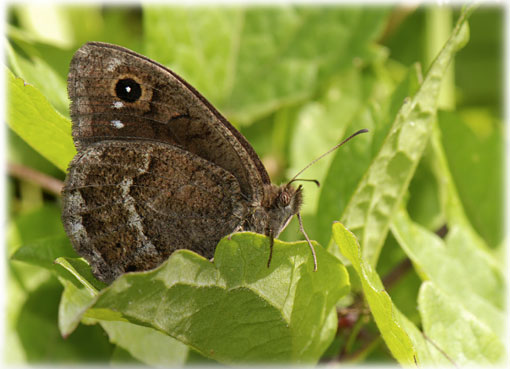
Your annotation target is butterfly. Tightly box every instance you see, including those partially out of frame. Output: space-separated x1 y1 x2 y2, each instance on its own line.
62 41 366 284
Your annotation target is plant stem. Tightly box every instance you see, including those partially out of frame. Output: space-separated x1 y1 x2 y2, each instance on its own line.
8 162 63 196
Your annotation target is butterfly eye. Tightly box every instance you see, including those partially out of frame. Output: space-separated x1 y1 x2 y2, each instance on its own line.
279 191 291 206
115 78 142 102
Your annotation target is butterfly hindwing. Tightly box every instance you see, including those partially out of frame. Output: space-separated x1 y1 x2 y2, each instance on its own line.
62 140 245 283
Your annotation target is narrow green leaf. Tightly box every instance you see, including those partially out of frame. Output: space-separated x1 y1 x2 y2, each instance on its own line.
332 222 417 365
317 64 421 250
6 68 75 172
418 281 505 365
330 7 473 266
289 62 390 217
391 208 504 336
54 257 107 294
100 321 189 366
396 312 452 366
63 233 349 363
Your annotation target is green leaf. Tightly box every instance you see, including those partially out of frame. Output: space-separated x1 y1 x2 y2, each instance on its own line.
143 7 388 124
62 233 349 363
10 236 78 270
54 257 107 294
8 204 66 249
391 208 504 336
406 147 443 230
316 63 421 249
14 278 114 363
7 35 70 116
57 274 97 337
6 68 75 172
418 281 505 365
289 59 390 217
427 115 501 265
455 8 503 111
329 7 473 266
332 222 417 365
385 308 462 366
100 321 189 366
54 257 107 337
8 128 63 180
438 109 503 247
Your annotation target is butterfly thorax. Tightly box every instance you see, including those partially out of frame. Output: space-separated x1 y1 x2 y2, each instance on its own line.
243 183 303 238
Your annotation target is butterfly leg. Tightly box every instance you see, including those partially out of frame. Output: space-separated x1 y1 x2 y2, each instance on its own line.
266 230 275 268
227 224 244 241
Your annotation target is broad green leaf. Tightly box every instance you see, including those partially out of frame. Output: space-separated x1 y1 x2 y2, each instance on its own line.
391 208 504 336
143 7 388 124
57 274 97 337
54 257 106 336
62 233 349 363
13 5 75 48
100 321 189 366
332 222 416 365
444 227 503 309
7 204 66 250
6 248 55 363
14 278 114 363
6 68 75 172
7 37 70 116
438 109 503 247
418 282 505 365
428 120 500 264
455 8 503 111
329 7 473 266
317 64 421 249
8 128 63 180
10 236 77 270
6 205 67 362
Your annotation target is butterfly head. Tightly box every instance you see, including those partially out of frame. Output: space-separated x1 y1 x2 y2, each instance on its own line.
264 183 303 237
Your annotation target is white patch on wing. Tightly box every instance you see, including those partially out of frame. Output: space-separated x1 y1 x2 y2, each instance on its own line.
111 120 124 129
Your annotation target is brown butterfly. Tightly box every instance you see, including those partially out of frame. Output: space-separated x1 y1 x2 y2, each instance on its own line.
62 42 366 284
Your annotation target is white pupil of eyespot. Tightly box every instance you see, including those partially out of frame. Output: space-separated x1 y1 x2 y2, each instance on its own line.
125 86 131 93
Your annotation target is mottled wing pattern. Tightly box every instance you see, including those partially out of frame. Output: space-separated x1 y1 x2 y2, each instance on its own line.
62 141 244 283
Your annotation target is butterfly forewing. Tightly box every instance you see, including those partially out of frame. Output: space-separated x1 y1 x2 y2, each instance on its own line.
68 42 269 199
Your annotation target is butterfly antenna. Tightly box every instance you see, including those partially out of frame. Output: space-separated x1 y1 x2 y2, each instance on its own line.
288 129 369 184
287 178 320 187
297 212 317 272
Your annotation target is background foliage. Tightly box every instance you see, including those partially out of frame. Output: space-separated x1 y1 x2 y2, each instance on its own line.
5 3 505 366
